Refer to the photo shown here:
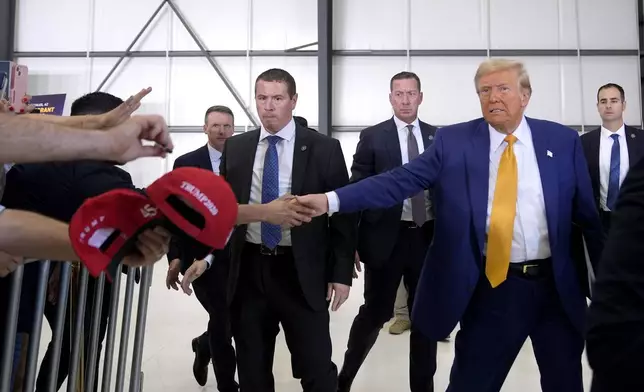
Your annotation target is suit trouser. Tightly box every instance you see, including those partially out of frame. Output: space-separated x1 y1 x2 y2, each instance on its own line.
446 267 584 392
192 259 238 392
338 220 437 392
394 278 410 321
231 244 337 392
36 276 111 392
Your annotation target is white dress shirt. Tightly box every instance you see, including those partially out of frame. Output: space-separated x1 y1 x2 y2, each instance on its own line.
207 143 222 175
327 116 551 262
392 116 434 221
486 117 550 262
599 125 629 211
246 118 296 246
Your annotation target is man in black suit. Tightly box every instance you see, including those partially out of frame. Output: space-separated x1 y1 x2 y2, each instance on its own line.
220 68 357 391
586 150 644 391
166 105 237 391
337 71 438 392
580 83 644 234
0 92 157 392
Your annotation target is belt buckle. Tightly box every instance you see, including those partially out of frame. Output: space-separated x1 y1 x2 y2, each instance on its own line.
522 264 539 275
259 245 277 256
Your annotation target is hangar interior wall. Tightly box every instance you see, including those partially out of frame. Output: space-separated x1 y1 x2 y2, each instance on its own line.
13 0 642 185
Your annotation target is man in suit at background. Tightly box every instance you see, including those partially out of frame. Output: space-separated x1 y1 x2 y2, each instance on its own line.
297 59 603 392
336 71 438 392
220 68 357 391
580 83 644 235
166 105 238 391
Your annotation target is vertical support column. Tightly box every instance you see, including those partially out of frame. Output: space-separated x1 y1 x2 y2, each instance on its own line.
317 0 332 136
0 0 16 60
638 0 644 127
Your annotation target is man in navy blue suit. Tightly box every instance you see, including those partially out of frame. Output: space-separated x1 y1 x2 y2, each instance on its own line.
297 58 603 392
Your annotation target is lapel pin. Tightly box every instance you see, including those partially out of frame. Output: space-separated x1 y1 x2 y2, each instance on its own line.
631 133 636 139
301 146 307 151
428 135 434 140
547 150 553 158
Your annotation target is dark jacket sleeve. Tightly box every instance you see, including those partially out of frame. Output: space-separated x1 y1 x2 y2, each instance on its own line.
326 140 358 286
586 155 644 391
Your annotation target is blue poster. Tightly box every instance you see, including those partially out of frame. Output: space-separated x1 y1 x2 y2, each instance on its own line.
30 94 67 116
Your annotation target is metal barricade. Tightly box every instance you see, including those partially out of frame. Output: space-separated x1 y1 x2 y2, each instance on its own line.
0 261 154 392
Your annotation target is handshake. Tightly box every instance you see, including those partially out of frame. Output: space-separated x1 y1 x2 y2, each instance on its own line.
264 193 331 227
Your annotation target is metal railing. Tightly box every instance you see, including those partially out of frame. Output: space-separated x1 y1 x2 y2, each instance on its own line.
0 260 152 392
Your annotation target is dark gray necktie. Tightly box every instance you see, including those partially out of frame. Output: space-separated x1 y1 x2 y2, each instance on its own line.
406 124 426 227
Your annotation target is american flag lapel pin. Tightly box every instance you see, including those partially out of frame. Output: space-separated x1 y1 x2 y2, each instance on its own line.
547 150 553 158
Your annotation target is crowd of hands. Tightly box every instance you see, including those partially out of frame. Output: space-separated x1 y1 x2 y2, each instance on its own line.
0 87 355 309
0 88 176 277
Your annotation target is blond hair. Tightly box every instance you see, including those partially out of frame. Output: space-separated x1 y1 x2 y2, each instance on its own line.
474 59 532 96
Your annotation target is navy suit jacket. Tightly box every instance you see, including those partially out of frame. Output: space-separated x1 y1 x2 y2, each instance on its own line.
350 118 437 267
334 116 603 340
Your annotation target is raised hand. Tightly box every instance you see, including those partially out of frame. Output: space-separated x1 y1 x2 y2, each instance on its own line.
98 87 152 129
107 114 174 163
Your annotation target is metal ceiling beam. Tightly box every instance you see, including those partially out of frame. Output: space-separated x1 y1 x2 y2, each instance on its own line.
639 0 644 127
0 0 16 61
167 0 258 126
14 48 639 58
317 0 332 136
96 0 168 91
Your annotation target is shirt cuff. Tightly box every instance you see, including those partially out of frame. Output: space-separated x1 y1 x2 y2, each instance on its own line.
325 191 340 215
0 205 5 215
203 254 214 269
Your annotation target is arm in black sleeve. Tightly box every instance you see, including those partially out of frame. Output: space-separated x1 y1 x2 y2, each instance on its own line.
586 155 644 391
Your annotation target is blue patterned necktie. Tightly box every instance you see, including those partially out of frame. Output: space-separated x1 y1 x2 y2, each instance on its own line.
607 133 621 211
261 135 282 249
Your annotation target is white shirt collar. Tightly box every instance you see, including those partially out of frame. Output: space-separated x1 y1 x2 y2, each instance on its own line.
393 115 421 132
489 116 531 152
207 143 222 161
260 118 296 142
601 124 626 140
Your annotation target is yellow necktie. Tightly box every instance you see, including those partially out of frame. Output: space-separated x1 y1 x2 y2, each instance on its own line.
486 134 518 288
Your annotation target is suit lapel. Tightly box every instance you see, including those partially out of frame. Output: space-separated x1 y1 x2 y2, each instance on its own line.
291 125 311 196
420 122 437 150
625 125 641 166
200 145 214 171
586 129 601 202
385 119 403 167
527 118 559 245
465 121 490 255
239 131 260 204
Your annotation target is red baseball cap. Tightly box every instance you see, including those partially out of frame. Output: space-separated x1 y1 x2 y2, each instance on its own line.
69 188 163 281
146 167 238 250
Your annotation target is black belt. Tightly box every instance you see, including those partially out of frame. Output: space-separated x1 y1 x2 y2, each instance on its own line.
400 221 425 229
507 258 552 279
245 242 291 256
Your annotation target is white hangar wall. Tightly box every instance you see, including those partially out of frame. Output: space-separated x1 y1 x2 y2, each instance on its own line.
13 0 642 185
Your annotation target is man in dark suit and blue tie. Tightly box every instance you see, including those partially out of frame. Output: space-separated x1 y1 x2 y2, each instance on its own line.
580 83 644 234
166 105 238 390
336 71 438 392
220 68 357 391
297 59 603 392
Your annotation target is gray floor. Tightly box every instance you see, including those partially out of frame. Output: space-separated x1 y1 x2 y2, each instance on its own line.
36 261 593 391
